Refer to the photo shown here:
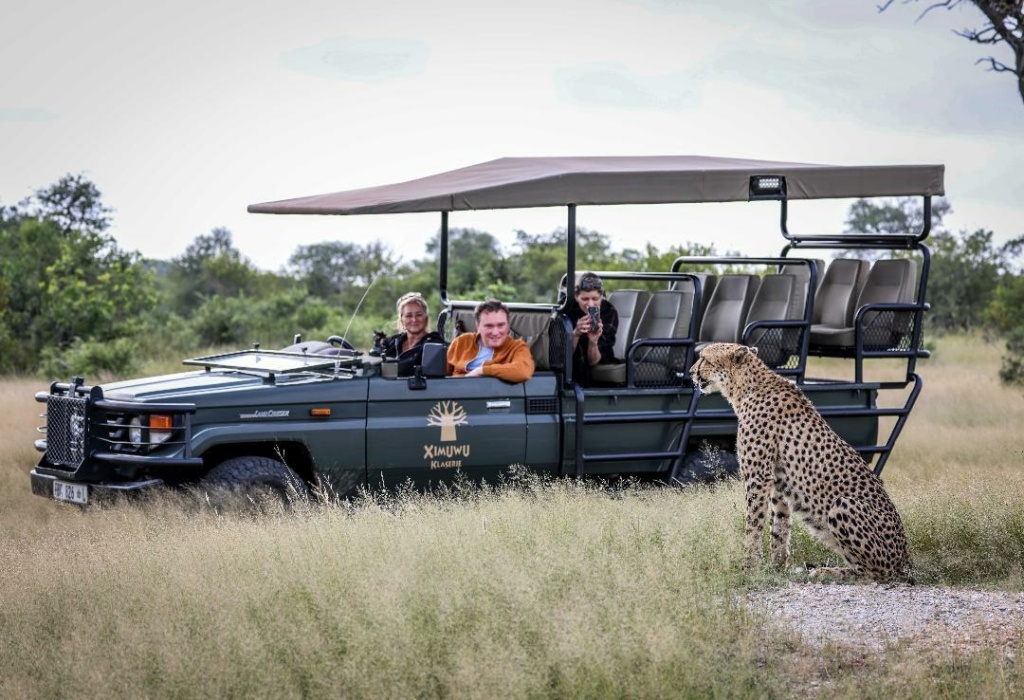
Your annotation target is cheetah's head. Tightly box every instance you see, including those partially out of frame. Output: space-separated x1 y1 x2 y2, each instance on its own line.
690 343 758 398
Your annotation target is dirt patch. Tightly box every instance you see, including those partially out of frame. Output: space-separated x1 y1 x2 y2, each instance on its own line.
748 583 1024 658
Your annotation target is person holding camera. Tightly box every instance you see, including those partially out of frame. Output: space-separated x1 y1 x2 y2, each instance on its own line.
567 272 618 385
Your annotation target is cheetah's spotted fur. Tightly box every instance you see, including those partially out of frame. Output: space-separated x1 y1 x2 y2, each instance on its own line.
691 342 911 582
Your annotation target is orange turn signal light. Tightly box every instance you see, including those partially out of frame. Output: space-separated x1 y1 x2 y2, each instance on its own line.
310 408 331 417
150 414 173 431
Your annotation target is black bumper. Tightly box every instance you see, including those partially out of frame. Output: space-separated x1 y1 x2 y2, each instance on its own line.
30 469 165 501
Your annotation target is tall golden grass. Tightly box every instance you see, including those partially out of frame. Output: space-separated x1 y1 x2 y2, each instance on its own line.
2 335 1023 698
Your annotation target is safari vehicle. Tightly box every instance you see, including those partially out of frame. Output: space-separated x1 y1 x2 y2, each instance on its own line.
31 156 943 505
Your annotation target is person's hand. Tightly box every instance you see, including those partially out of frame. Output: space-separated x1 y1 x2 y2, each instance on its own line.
587 319 603 339
575 315 593 338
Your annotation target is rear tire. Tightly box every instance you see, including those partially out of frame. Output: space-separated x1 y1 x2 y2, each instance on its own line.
201 456 310 503
670 449 739 486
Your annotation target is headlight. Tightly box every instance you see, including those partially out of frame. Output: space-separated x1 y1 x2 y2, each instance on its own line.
129 415 174 448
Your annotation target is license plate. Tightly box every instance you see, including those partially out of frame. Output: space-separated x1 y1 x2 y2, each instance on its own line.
53 480 88 505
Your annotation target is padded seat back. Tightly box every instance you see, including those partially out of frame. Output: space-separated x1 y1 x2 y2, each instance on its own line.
746 275 796 329
607 289 651 360
698 274 761 344
779 259 824 321
744 274 797 366
624 289 693 385
812 258 869 328
633 290 692 345
508 309 554 371
669 273 717 324
857 258 918 309
855 259 918 350
443 309 477 338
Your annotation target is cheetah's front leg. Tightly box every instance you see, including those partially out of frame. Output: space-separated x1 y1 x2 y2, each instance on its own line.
742 471 773 571
769 486 791 570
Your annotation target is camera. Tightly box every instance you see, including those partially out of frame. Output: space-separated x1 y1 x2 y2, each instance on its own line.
586 305 600 328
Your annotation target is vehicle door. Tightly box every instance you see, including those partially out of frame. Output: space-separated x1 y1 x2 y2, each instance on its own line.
366 375 528 489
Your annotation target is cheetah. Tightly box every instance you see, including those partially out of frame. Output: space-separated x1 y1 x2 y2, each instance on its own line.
690 342 911 582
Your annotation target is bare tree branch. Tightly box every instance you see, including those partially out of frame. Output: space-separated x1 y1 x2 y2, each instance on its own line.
880 0 1024 107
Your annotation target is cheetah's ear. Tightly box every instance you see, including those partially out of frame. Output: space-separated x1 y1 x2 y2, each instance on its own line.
731 345 756 364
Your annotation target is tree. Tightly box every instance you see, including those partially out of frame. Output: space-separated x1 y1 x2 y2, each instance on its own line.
844 196 951 235
880 0 1024 107
0 176 154 373
927 228 1006 332
166 228 267 313
32 173 113 236
289 240 401 299
839 196 952 262
424 228 507 298
986 234 1024 386
987 271 1024 333
39 229 155 348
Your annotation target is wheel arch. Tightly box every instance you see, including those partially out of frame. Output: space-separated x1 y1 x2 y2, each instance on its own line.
198 441 316 485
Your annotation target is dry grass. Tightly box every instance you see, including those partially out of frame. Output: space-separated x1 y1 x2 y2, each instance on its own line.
0 377 72 539
887 336 1024 484
2 336 1024 698
0 481 782 698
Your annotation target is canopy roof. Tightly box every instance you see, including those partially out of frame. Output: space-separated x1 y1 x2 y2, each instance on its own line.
247 155 945 216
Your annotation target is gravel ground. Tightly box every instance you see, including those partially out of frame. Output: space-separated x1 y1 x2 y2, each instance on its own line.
747 583 1024 658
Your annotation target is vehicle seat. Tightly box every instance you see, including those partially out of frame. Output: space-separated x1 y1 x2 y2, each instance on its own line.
628 289 694 385
808 258 872 350
669 273 717 327
779 259 824 322
591 289 650 385
508 309 555 371
811 258 918 350
695 274 761 352
741 274 798 367
441 308 477 339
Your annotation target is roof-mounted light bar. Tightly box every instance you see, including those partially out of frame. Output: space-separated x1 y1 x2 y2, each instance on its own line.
749 175 787 201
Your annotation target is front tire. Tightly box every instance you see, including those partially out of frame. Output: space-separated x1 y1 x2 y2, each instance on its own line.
201 456 310 503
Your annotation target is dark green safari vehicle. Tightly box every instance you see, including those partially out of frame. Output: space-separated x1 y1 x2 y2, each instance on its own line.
31 156 944 505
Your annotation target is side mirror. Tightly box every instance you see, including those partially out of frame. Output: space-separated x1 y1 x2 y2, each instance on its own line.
420 342 446 378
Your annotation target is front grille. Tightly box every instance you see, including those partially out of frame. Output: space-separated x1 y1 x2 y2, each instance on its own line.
45 395 88 468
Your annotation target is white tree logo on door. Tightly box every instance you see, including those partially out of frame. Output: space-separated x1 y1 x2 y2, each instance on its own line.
427 401 468 442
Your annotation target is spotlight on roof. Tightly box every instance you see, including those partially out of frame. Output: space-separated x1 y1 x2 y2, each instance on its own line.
749 175 786 200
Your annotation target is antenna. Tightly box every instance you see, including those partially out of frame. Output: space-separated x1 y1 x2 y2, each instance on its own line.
334 273 381 375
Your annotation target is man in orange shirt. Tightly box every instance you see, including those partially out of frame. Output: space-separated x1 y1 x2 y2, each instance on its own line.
446 299 534 383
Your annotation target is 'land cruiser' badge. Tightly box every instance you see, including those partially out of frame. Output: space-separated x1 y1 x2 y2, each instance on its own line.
240 409 291 420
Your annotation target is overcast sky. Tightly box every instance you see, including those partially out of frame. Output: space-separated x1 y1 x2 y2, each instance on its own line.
2 0 1021 271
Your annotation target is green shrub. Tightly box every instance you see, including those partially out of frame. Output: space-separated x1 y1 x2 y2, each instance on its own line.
191 296 254 346
38 337 140 379
999 327 1024 387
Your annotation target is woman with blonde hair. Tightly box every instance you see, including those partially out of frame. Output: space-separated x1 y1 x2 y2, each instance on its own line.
382 292 444 375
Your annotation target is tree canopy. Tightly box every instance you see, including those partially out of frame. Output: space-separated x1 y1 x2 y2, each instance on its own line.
3 175 1024 386
0 176 154 373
